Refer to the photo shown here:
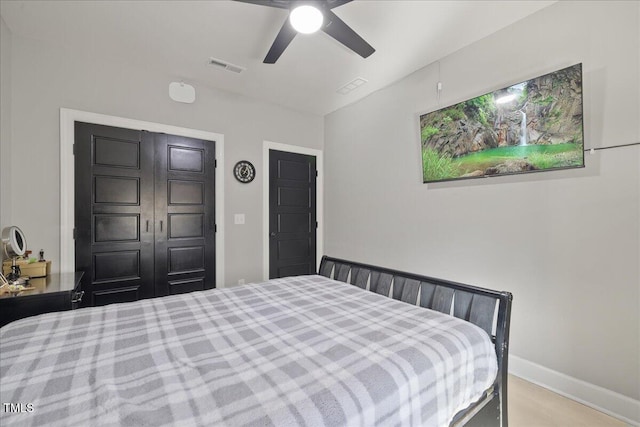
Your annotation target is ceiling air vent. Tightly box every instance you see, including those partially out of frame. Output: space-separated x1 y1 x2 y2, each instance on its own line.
337 77 368 95
208 57 246 74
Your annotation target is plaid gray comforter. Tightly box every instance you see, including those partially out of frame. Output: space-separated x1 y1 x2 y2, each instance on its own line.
0 275 497 427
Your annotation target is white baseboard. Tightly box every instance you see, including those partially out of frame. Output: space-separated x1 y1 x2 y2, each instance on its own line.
509 355 640 426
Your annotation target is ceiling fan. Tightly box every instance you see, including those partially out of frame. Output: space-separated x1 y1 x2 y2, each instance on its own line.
234 0 375 64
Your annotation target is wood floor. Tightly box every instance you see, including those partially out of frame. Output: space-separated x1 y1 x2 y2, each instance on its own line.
508 375 627 426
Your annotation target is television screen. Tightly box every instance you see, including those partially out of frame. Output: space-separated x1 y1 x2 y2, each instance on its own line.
420 63 584 183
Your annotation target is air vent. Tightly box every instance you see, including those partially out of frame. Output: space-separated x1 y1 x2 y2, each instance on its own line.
337 77 368 95
208 57 246 74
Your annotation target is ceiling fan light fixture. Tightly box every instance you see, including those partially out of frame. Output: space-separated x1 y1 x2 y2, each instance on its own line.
289 5 324 34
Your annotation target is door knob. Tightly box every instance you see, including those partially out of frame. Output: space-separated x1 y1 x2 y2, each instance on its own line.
270 232 276 237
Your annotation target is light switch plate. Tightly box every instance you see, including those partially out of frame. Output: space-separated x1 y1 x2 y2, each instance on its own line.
234 213 245 225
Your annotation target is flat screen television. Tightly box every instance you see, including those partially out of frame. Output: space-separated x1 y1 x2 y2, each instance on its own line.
419 63 584 183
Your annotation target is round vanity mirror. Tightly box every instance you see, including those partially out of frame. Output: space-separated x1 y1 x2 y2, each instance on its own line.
2 226 27 258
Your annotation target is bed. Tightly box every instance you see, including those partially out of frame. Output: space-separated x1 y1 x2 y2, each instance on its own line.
0 256 512 427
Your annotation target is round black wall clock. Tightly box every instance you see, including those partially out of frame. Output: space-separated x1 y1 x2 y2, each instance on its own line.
233 160 256 183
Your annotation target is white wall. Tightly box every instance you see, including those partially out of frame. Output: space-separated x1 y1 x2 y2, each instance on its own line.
0 16 12 256
325 0 639 422
4 30 323 286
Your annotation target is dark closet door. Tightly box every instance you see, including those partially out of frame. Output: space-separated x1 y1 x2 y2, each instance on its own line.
269 149 317 278
75 124 216 306
153 133 216 296
75 122 155 307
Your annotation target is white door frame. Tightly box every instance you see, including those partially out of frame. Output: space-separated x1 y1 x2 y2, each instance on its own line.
60 108 225 287
262 141 323 280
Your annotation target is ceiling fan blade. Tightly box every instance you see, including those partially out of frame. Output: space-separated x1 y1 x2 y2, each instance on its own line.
232 0 290 9
322 10 375 58
264 19 297 63
327 0 353 9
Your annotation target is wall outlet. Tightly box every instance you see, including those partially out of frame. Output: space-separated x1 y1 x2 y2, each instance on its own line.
237 279 245 285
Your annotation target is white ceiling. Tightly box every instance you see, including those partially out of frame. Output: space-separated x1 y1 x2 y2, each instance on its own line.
0 0 555 116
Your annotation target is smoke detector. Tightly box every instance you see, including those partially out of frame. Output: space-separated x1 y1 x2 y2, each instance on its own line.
169 82 196 104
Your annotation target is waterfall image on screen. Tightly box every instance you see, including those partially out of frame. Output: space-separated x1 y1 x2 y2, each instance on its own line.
420 63 584 183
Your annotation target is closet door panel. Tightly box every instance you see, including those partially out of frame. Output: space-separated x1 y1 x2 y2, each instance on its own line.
154 133 216 297
75 122 155 307
168 180 204 205
168 214 204 239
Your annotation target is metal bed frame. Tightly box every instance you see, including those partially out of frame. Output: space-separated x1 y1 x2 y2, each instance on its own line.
318 256 513 427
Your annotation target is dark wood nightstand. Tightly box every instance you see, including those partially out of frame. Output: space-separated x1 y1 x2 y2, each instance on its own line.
0 272 84 327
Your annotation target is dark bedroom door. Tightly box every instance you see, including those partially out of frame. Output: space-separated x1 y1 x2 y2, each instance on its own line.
268 149 317 279
74 122 216 307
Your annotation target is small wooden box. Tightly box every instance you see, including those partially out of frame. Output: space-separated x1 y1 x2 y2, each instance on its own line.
2 260 51 278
